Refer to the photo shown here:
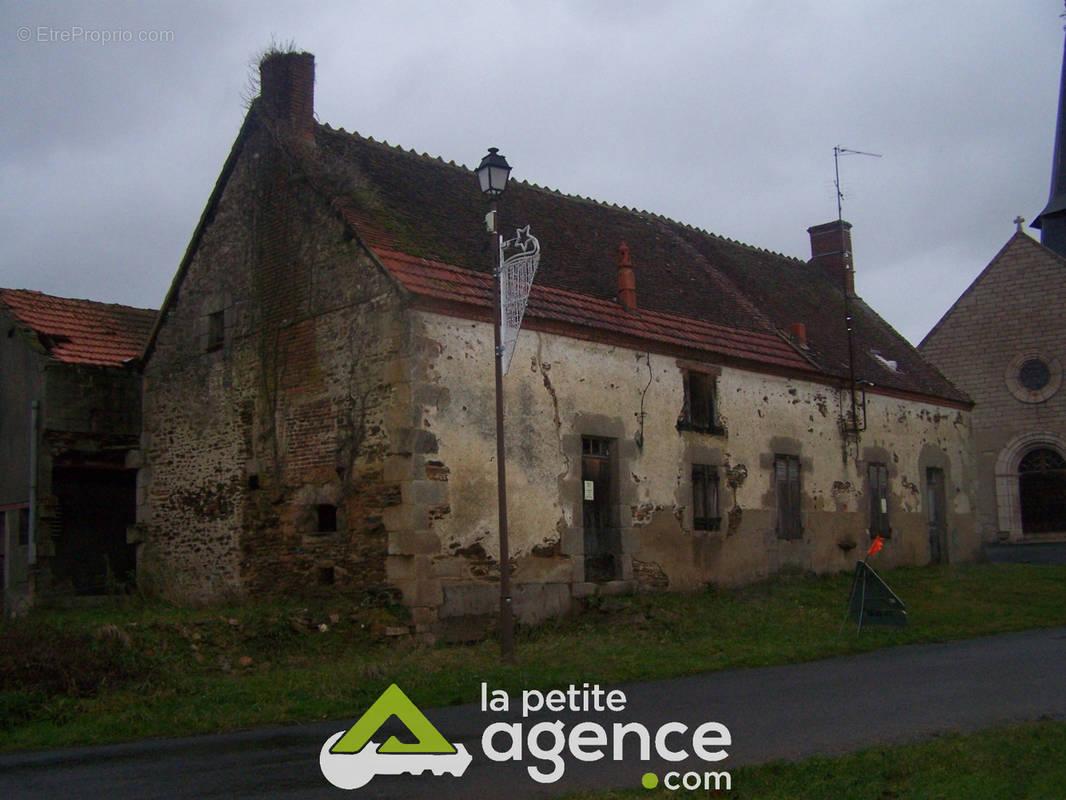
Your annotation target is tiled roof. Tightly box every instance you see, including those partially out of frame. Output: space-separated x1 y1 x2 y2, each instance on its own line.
309 125 969 405
0 289 156 367
378 249 815 372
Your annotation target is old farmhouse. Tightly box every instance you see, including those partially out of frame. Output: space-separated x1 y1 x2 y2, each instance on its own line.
136 52 978 631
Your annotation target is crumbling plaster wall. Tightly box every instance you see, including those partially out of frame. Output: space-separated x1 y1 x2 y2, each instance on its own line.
406 311 977 617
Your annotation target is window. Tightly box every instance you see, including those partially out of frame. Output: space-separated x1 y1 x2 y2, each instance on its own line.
1018 359 1051 392
679 369 724 435
692 465 721 532
775 454 802 539
868 463 890 537
316 504 338 533
1005 353 1062 404
582 437 611 458
206 310 224 351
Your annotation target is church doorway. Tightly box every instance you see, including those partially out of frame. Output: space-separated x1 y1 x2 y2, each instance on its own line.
1019 448 1066 535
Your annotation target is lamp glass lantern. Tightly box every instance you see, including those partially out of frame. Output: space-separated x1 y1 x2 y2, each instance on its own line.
477 147 511 197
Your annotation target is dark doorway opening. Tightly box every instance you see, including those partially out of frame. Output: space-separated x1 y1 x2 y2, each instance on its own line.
51 466 137 594
582 436 618 583
1019 448 1066 535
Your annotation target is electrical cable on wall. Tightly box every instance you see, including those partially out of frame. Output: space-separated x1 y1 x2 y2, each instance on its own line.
635 351 653 449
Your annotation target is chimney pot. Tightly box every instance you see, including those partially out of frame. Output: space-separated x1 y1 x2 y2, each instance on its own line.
259 51 315 144
617 241 637 311
789 322 808 347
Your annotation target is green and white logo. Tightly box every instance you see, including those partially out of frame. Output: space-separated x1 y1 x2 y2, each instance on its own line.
319 684 472 790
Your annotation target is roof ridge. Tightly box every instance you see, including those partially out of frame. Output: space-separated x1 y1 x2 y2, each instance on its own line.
316 124 476 175
0 287 157 314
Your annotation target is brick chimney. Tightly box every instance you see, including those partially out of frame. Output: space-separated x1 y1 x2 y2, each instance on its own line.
259 51 315 144
807 220 854 296
617 242 637 310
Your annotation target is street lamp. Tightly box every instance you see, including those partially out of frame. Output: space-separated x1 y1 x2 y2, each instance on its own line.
477 147 511 196
477 147 515 664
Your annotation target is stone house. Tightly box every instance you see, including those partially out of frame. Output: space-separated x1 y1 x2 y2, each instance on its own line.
138 52 978 630
1 289 156 613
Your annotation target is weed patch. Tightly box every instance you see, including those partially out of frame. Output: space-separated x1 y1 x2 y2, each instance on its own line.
0 619 154 699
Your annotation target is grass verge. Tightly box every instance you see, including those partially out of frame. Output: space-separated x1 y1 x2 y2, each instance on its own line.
2 562 1066 753
562 719 1066 799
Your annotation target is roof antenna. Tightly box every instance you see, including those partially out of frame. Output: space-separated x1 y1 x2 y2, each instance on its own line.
832 145 882 452
834 146 882 222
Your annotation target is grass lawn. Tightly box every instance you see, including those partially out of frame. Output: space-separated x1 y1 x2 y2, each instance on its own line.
2 562 1066 753
562 720 1066 800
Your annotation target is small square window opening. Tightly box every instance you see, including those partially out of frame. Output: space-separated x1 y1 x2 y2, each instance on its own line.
206 310 224 352
316 504 338 533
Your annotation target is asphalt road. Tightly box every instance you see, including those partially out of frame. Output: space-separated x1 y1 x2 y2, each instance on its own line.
3 627 1065 799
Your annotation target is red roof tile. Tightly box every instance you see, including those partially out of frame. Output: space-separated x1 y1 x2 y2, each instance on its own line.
376 250 814 372
0 289 157 367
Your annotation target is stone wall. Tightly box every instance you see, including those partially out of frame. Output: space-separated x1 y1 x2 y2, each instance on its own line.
920 234 1066 540
139 124 409 603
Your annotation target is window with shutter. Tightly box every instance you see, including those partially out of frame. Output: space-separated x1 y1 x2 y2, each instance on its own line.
692 464 721 532
775 454 802 539
678 369 725 435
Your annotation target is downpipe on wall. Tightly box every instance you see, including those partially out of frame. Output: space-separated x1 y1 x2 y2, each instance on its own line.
28 399 39 566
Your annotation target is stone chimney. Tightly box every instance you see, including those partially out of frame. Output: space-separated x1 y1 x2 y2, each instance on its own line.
259 51 315 144
807 220 854 296
617 242 637 310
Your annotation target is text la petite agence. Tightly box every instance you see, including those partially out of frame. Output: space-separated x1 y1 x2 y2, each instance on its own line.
478 682 731 783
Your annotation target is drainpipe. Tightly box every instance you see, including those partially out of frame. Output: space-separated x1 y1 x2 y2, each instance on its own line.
28 400 38 566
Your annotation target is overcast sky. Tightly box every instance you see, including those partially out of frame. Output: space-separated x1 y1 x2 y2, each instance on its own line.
2 1 1063 345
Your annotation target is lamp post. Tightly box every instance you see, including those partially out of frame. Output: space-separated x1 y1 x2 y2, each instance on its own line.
476 147 515 663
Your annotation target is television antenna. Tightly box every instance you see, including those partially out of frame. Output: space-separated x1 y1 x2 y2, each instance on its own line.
834 145 882 221
832 145 881 444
